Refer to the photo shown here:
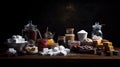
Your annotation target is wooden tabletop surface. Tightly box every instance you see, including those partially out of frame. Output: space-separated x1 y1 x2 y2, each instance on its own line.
1 53 120 59
1 48 120 59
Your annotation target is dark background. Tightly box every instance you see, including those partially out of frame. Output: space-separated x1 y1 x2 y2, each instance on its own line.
0 0 120 52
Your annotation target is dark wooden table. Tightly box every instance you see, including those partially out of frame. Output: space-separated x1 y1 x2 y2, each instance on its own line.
1 53 120 66
1 53 120 59
1 52 120 66
1 48 120 59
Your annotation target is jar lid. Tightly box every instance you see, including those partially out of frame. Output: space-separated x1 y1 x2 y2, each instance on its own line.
66 28 74 30
58 36 65 38
24 20 37 30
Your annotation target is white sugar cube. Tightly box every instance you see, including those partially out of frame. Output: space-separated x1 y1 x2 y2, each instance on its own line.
59 45 65 51
12 35 16 39
53 47 59 52
8 48 16 54
43 48 49 53
64 48 70 53
16 35 22 39
59 50 67 56
53 51 60 56
7 39 11 43
39 52 47 56
48 49 53 52
47 51 53 56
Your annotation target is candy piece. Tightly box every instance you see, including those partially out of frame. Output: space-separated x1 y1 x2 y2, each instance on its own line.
47 39 55 45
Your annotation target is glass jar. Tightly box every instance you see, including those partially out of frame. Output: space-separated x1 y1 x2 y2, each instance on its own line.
92 22 103 40
22 20 42 42
66 28 74 34
57 36 66 47
65 34 75 48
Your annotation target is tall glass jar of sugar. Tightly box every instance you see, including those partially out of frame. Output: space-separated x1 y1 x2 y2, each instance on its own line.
77 30 88 42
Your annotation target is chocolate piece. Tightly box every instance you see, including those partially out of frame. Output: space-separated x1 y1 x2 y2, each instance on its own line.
105 51 113 56
113 50 119 56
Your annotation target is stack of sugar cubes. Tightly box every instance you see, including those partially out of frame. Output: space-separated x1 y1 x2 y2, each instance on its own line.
7 35 28 43
7 35 28 52
7 48 17 54
39 45 70 56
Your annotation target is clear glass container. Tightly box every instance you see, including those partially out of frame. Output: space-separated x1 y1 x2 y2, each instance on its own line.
92 22 103 40
77 30 88 42
22 20 42 42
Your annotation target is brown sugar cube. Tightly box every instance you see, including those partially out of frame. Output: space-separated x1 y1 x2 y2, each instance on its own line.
101 39 109 43
104 47 110 51
108 42 113 46
103 42 113 47
103 42 110 51
103 42 115 51
113 50 119 56
93 39 102 45
108 46 115 51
